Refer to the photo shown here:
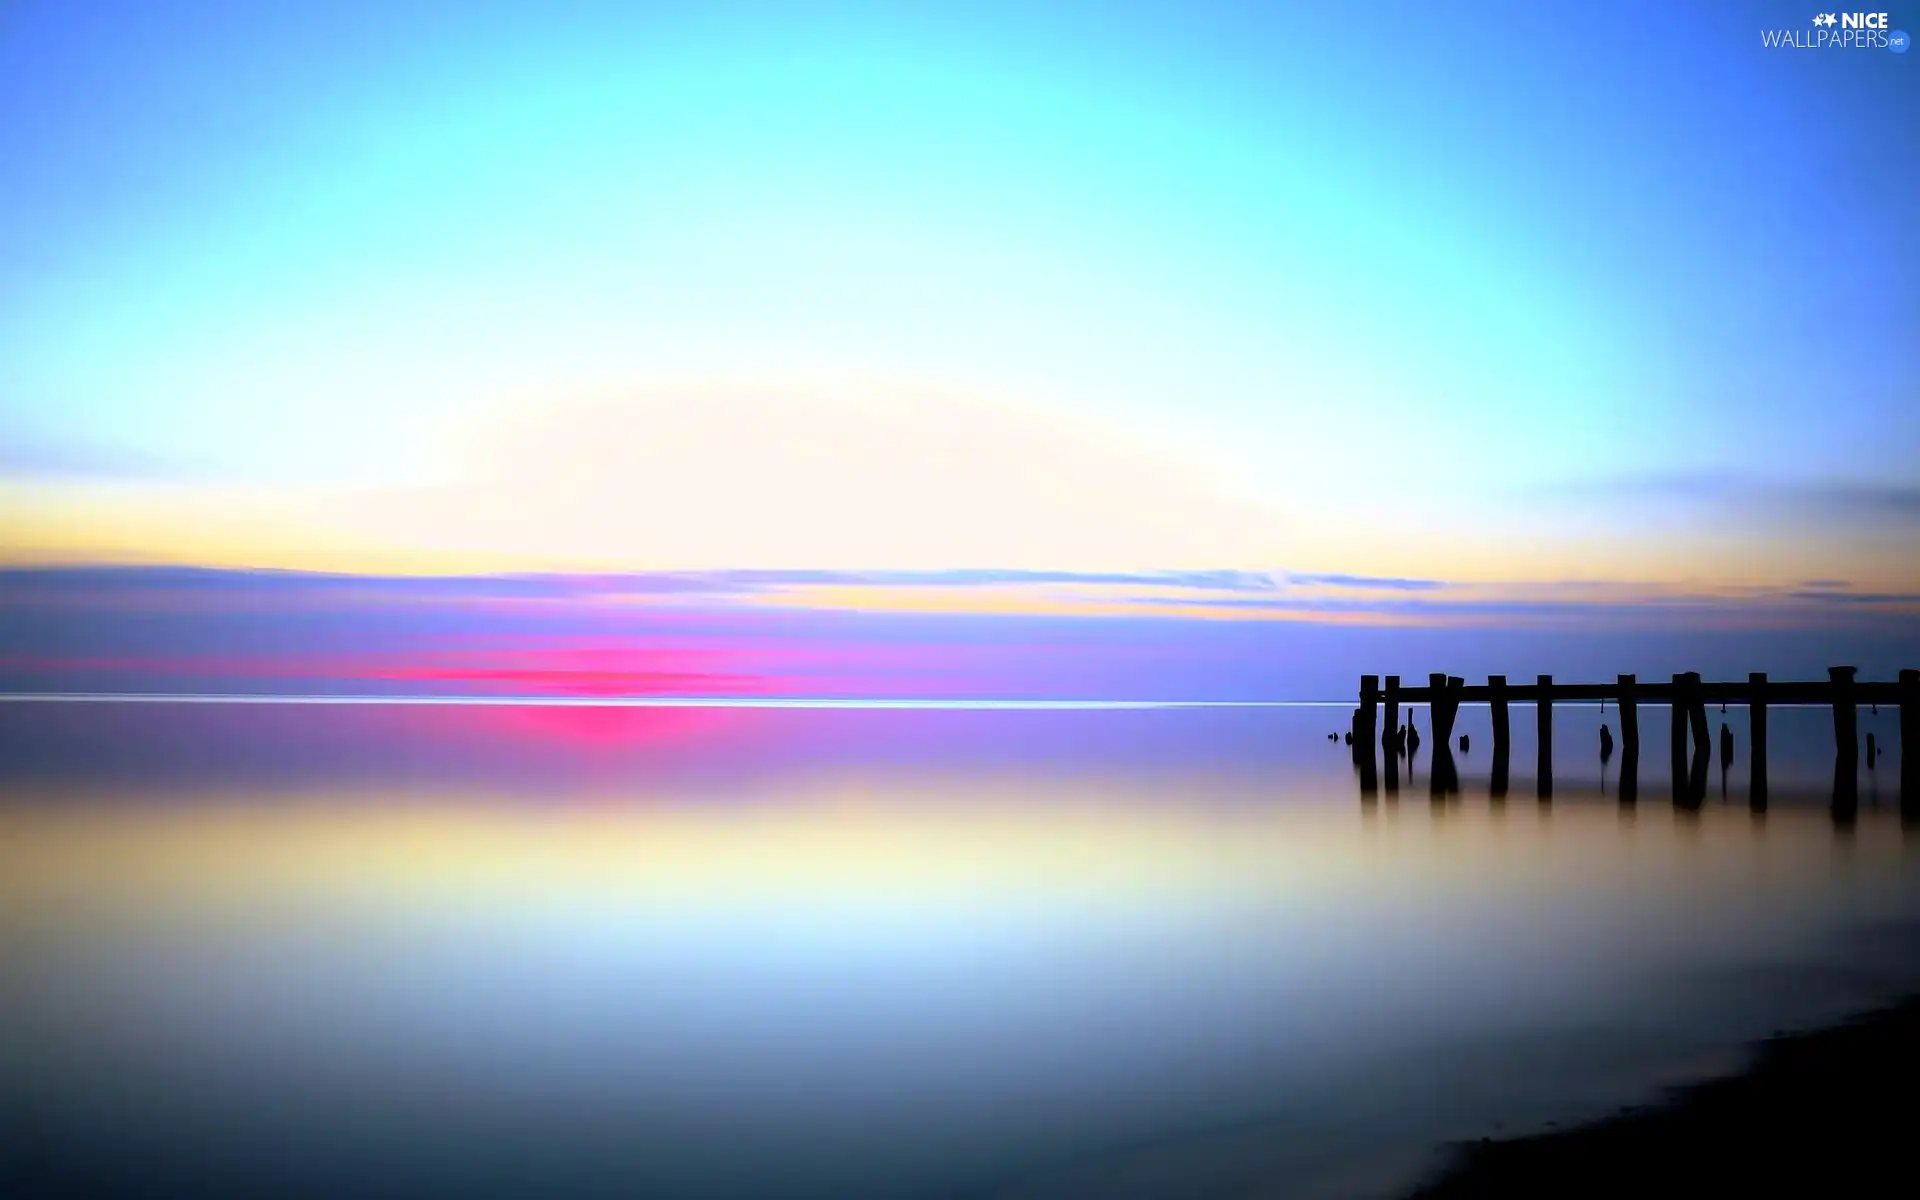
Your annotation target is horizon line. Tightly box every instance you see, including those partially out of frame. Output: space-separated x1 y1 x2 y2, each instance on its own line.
0 693 1829 710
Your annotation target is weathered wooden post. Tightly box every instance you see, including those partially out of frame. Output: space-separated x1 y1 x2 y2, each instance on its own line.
1425 673 1448 797
1617 675 1639 756
1489 674 1510 798
1670 672 1689 802
1749 672 1768 811
1617 674 1638 804
1686 671 1711 804
1441 676 1464 794
1382 675 1400 794
1831 666 1857 813
1536 674 1553 799
1357 676 1380 794
1900 669 1919 815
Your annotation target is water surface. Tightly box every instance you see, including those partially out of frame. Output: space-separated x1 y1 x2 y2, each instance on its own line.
2 700 1916 1199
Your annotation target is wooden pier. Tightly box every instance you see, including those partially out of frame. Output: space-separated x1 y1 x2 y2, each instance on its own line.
1351 668 1919 814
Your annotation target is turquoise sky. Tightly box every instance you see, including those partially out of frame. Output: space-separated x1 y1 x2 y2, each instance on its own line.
0 1 1914 585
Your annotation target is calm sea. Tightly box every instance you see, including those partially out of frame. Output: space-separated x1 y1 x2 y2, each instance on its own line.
2 696 1916 1199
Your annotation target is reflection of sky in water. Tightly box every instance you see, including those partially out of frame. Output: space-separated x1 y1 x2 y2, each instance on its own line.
0 685 1903 798
4 704 1919 1199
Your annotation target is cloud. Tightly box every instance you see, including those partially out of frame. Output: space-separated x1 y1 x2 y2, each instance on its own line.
1537 472 1920 525
700 569 1279 591
6 565 1915 631
0 565 1279 604
0 431 178 481
1788 590 1920 606
1280 571 1444 591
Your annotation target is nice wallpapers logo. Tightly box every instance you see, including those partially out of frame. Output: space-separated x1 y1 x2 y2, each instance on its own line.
1763 11 1911 50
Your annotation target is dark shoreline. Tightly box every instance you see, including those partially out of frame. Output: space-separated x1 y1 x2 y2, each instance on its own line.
1407 996 1920 1197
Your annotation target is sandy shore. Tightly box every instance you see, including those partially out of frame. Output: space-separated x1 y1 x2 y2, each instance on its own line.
1406 997 1920 1197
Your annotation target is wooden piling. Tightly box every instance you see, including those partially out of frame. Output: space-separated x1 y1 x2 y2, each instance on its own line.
1831 666 1857 811
1617 674 1638 757
1425 673 1449 797
1382 674 1400 794
1749 672 1768 810
1536 674 1552 799
1443 677 1464 794
1901 669 1918 815
1670 673 1689 802
1489 674 1510 798
1617 674 1638 804
1358 676 1381 794
1686 671 1711 803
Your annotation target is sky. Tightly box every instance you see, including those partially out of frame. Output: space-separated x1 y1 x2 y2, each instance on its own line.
0 0 1916 610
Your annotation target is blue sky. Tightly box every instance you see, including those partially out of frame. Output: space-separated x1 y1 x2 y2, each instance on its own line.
0 0 1914 592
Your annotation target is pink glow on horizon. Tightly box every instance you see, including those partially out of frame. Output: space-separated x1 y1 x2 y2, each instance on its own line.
412 702 754 752
0 634 1018 699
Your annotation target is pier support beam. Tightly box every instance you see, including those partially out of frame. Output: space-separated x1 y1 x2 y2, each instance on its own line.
1671 673 1689 804
1357 677 1380 795
1749 672 1768 811
1901 669 1919 817
1428 674 1462 796
1381 676 1400 794
1536 674 1553 799
1686 672 1711 804
1427 674 1451 742
1443 676 1464 794
1382 675 1400 755
1489 674 1510 799
1617 674 1638 805
1831 666 1857 815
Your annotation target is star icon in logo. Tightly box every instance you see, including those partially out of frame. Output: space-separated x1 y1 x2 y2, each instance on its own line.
1813 12 1837 27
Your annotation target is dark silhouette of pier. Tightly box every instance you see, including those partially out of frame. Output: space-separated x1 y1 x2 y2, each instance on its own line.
1349 669 1919 817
